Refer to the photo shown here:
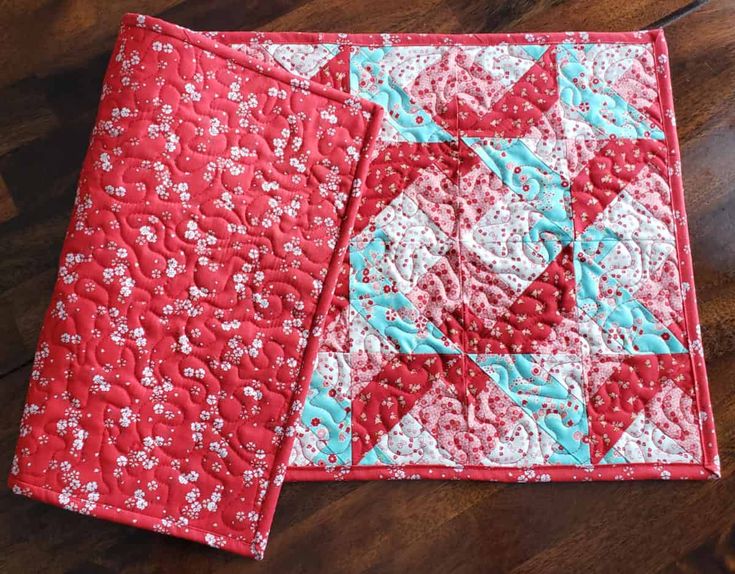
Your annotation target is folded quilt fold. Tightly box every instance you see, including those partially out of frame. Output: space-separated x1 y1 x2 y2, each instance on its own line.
9 13 718 559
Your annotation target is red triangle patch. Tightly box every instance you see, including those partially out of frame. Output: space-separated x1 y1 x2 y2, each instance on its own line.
586 353 692 463
465 243 577 354
352 354 462 464
462 47 559 138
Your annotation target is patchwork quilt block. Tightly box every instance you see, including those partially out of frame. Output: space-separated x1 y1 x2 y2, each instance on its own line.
9 14 719 560
221 30 718 481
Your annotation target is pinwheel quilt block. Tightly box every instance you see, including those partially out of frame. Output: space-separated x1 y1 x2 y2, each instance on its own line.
226 34 718 480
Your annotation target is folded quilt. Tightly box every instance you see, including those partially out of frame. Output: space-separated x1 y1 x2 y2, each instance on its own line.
8 14 383 558
9 13 719 559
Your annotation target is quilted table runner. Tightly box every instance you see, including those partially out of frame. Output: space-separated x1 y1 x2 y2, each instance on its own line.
9 13 719 559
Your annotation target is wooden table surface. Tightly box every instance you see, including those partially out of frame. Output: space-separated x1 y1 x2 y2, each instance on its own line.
0 1 733 572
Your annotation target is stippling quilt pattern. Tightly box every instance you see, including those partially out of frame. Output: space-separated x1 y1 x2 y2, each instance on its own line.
9 13 719 560
8 15 383 558
223 30 719 481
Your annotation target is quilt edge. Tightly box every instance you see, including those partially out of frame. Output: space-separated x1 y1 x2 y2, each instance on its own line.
651 28 720 479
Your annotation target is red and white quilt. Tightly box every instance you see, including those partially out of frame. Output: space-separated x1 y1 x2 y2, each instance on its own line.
9 14 719 559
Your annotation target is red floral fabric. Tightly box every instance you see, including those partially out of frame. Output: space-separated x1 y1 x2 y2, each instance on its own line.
8 14 382 558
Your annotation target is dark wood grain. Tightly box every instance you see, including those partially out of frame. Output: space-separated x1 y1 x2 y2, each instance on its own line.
0 1 733 572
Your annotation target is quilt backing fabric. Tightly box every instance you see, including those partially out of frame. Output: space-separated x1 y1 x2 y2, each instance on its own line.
9 13 719 559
